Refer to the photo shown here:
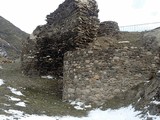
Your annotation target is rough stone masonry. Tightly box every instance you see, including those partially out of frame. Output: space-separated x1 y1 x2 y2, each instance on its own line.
21 0 99 77
22 0 160 106
63 34 159 105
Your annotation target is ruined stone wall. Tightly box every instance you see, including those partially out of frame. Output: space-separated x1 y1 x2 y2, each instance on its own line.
63 35 159 105
21 0 99 77
98 21 119 37
34 0 99 49
21 0 160 106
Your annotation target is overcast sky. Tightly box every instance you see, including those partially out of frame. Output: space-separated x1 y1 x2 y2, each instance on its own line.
0 0 160 33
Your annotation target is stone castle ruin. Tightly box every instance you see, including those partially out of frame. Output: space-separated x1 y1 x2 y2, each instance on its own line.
22 0 99 77
22 0 160 106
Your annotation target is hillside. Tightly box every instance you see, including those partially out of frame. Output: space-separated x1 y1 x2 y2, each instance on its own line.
0 16 29 59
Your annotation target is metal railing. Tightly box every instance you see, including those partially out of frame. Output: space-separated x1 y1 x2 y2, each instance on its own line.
120 22 160 32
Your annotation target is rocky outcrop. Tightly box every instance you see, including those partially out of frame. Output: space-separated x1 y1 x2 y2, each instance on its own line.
0 38 8 57
0 38 19 58
129 71 160 118
140 28 160 52
21 0 99 77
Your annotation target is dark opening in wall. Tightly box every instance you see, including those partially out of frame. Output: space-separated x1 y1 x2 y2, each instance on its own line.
35 37 64 78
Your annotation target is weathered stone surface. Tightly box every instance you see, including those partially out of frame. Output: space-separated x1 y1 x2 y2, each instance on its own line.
129 70 160 117
21 0 99 77
63 31 160 105
98 21 120 37
21 0 160 109
0 38 9 57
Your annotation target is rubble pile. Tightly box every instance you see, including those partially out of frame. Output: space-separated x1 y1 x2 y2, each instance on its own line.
21 0 99 77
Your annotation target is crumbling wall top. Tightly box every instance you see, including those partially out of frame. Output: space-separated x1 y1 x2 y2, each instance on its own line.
22 0 99 76
98 21 119 37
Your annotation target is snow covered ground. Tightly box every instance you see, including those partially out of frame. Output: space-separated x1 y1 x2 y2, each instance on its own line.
0 105 160 120
0 79 4 86
8 87 24 96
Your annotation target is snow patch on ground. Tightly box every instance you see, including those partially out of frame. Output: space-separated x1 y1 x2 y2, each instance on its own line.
41 75 54 79
0 79 4 86
1 105 160 120
8 87 24 96
15 102 26 107
151 100 160 105
118 41 130 44
147 113 160 120
70 101 92 110
4 109 25 118
7 96 21 101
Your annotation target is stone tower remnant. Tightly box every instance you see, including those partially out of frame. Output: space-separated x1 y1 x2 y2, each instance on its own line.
98 21 120 37
21 0 99 77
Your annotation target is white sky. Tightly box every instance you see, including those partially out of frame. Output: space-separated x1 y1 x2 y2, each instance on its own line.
0 0 160 33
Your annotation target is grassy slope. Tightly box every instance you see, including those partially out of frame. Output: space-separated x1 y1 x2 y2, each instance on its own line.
0 16 29 58
0 61 86 116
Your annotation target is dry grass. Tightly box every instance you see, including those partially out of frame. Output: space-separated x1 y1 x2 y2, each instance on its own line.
0 61 87 116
